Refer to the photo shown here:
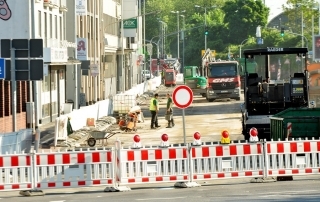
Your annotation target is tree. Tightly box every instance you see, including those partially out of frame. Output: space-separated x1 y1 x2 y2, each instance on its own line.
222 0 269 44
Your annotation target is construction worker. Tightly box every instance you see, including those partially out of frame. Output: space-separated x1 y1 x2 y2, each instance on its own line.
166 93 175 128
150 93 160 129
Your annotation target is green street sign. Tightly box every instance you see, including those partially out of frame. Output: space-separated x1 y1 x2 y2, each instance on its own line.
123 18 137 29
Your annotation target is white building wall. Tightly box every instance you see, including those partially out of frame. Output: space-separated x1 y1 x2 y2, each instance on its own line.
103 0 117 17
0 1 31 38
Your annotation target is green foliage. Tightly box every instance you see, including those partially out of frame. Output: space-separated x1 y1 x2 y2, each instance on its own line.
143 0 313 66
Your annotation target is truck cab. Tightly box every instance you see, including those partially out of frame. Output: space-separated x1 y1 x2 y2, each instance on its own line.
205 60 241 102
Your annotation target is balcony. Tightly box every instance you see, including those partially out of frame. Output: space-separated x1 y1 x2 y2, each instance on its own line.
44 0 59 8
59 0 68 12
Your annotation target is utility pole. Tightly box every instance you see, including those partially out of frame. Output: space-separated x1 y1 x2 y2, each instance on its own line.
31 0 40 151
204 7 207 50
171 10 185 59
180 15 185 72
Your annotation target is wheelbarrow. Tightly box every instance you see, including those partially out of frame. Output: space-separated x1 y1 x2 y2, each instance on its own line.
87 131 118 147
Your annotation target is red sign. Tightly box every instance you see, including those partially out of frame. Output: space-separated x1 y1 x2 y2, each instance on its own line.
172 85 193 109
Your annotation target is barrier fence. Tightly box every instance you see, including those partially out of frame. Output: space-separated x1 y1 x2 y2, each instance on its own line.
1 138 320 195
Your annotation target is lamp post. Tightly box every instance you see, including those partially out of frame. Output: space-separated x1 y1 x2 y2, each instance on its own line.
158 20 167 58
239 38 249 58
171 10 185 59
180 15 185 72
195 5 216 50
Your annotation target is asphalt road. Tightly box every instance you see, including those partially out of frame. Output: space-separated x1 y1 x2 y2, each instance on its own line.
2 176 320 202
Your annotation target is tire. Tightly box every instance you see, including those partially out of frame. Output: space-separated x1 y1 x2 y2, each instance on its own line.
201 93 206 97
208 99 214 102
87 138 96 147
235 97 241 101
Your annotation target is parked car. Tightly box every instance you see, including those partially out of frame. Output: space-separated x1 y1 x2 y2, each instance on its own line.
142 70 151 80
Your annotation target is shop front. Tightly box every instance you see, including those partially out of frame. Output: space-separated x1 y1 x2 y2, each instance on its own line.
41 47 69 124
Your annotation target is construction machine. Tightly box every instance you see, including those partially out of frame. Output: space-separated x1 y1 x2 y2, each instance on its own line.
241 47 310 140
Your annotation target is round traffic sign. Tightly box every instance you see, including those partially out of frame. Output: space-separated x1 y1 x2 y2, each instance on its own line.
172 85 193 109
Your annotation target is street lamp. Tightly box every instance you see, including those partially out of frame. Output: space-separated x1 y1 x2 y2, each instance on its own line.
195 5 216 50
171 10 185 59
158 20 167 58
239 38 250 59
180 15 186 72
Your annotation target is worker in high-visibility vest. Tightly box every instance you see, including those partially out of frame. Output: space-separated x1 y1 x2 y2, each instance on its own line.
149 93 160 129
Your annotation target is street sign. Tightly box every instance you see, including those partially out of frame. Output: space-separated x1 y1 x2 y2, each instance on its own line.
173 85 193 109
201 49 216 57
123 18 137 29
0 58 5 80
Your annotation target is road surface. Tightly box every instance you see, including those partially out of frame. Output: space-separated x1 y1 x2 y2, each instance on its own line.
104 85 244 148
3 176 320 201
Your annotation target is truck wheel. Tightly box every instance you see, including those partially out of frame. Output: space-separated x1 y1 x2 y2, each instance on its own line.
236 97 241 101
201 93 206 97
208 99 214 102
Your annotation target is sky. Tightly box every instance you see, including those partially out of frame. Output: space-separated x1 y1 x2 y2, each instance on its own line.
265 0 288 22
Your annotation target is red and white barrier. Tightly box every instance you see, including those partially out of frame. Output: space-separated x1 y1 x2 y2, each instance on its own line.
35 149 114 189
115 140 188 186
266 140 320 177
286 122 292 138
191 143 264 180
0 153 33 191
4 138 320 193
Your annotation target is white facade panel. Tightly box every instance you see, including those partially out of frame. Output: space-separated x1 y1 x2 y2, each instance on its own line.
0 0 31 38
123 0 137 19
103 0 117 17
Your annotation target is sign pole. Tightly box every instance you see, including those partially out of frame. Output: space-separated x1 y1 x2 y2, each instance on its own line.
11 48 17 132
172 85 193 146
182 108 186 145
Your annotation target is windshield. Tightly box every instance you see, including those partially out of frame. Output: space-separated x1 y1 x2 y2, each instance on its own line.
208 64 238 77
246 54 307 82
185 68 192 77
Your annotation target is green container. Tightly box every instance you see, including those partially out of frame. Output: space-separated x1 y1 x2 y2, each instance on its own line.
270 108 320 141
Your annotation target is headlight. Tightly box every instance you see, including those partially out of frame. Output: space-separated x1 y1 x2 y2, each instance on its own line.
209 91 214 93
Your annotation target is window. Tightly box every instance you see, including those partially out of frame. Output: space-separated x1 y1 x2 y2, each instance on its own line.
55 15 57 39
38 11 41 37
208 64 238 77
91 16 93 39
50 14 52 38
60 16 62 40
51 70 57 91
44 12 47 46
42 74 50 92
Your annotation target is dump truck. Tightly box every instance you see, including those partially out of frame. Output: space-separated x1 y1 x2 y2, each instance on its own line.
202 49 241 102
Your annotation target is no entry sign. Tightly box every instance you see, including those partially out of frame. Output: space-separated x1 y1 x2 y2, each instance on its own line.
172 85 193 109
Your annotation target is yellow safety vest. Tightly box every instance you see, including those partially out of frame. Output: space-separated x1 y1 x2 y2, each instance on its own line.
149 98 158 111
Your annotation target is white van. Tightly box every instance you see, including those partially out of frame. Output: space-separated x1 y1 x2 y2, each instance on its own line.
142 70 151 80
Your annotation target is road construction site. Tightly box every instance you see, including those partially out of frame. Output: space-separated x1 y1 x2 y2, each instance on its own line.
51 84 244 150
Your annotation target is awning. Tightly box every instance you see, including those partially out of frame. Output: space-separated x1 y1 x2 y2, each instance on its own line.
116 48 134 54
44 59 82 65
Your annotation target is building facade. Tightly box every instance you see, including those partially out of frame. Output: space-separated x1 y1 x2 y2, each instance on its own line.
0 0 143 133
